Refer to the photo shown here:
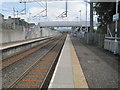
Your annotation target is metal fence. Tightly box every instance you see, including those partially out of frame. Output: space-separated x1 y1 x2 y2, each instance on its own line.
80 33 120 55
104 38 120 55
80 33 105 48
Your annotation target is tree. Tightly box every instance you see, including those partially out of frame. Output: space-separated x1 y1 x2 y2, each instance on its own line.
94 2 120 27
50 27 56 30
19 19 28 26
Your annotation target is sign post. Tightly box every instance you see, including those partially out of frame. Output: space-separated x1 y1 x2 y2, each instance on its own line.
113 0 119 54
113 13 119 21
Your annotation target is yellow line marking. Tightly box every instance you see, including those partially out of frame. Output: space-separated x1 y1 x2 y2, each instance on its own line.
69 36 89 88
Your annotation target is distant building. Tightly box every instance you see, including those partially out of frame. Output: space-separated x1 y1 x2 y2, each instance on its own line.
0 13 4 24
0 13 4 30
29 23 35 28
3 16 28 30
4 16 21 27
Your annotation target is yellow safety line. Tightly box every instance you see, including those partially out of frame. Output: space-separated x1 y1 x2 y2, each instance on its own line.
69 35 89 88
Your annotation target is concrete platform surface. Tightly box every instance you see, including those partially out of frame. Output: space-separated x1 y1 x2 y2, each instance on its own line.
0 36 50 50
48 35 88 88
71 36 119 88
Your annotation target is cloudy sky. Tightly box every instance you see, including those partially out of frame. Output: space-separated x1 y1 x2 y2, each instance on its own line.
0 0 93 24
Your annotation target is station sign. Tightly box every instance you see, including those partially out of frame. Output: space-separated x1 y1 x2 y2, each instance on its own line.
113 13 119 21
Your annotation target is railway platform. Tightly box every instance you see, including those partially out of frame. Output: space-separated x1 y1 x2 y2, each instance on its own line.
70 36 119 88
48 34 119 89
0 36 51 50
1 34 119 89
1 36 54 60
49 35 88 88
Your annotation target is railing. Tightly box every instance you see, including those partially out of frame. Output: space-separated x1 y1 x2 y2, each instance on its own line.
79 33 120 55
104 37 120 55
80 33 105 48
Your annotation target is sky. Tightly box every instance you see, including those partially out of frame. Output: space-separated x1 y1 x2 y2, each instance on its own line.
0 0 94 24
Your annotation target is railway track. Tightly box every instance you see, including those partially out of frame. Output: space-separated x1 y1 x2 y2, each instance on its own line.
3 35 66 89
2 35 63 88
4 36 65 88
2 36 61 71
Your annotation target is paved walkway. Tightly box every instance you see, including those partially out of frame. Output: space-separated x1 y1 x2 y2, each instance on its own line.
71 36 119 88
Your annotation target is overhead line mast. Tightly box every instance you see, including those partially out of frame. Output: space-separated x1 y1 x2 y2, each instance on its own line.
46 0 47 17
66 0 68 17
19 0 47 17
19 0 27 15
56 0 68 19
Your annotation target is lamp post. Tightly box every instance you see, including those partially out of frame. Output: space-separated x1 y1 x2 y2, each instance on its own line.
114 0 119 54
86 1 88 32
13 8 16 30
76 16 78 22
115 0 119 38
79 10 81 22
28 13 31 23
85 1 89 44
